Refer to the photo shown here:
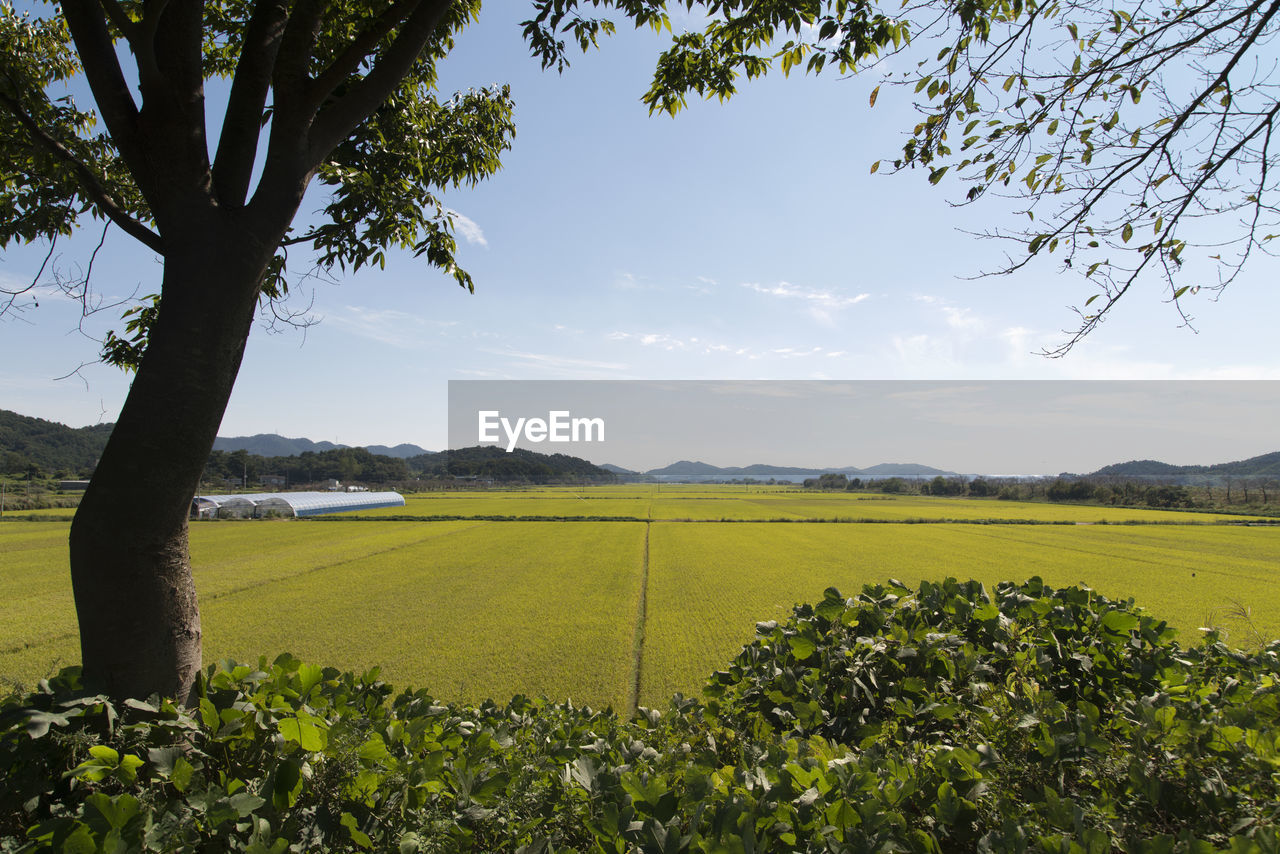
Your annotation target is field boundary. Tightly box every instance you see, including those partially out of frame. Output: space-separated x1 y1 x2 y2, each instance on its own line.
289 514 1278 526
627 522 650 717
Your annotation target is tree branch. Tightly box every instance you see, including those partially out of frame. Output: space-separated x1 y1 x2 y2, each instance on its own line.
0 88 163 253
306 0 421 109
143 0 213 196
307 0 454 161
272 0 325 105
58 0 144 172
244 0 328 229
213 0 292 207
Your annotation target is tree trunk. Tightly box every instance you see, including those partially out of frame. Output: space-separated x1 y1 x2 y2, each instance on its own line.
69 217 271 703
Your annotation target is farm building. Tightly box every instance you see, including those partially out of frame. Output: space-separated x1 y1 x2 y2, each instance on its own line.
190 491 404 519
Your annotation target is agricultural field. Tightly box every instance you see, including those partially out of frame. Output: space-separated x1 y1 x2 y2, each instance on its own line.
2 487 1277 712
352 492 653 518
1 520 647 710
364 487 1261 524
640 522 1280 706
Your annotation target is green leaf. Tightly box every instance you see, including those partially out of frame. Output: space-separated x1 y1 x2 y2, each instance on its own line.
1100 610 1140 635
230 792 266 817
85 792 139 831
278 714 327 751
171 756 196 792
272 759 304 810
297 663 324 698
341 812 373 849
973 601 999 621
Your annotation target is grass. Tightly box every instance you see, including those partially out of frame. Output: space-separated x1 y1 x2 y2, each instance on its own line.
2 488 1276 710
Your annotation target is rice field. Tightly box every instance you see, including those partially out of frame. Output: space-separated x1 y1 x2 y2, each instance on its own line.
2 487 1276 711
640 522 1280 706
349 488 1260 524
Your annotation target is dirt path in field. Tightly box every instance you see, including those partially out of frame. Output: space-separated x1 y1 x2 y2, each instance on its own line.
627 522 651 716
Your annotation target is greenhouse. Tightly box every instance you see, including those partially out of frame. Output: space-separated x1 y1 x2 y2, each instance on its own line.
190 491 404 519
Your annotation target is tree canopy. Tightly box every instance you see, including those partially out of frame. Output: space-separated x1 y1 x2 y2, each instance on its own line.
1 0 514 355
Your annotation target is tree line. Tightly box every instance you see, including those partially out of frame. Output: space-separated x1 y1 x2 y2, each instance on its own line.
803 472 1280 511
202 445 617 489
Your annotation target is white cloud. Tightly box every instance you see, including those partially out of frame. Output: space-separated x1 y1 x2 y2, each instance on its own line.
447 210 487 247
743 281 871 310
483 348 629 375
769 346 826 359
612 272 656 291
608 331 692 351
942 306 983 331
324 306 456 350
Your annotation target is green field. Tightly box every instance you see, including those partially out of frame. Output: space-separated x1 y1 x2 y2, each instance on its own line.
3 488 1277 710
353 488 1262 523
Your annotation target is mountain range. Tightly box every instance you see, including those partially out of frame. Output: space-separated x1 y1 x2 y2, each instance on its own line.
631 460 956 477
212 434 432 458
6 409 1280 482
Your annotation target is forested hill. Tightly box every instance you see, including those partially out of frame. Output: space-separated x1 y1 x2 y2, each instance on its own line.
205 446 616 485
0 410 113 476
1090 451 1280 479
1 409 614 483
212 433 431 458
413 446 617 482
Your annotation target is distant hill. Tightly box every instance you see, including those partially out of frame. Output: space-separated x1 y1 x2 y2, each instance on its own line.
731 463 835 476
641 460 955 478
858 462 954 476
645 460 728 476
1090 451 1280 480
213 434 344 456
419 447 616 483
599 463 638 475
366 443 433 458
0 409 113 476
212 434 430 458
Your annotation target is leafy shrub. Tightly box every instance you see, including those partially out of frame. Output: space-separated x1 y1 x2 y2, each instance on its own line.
2 578 1277 852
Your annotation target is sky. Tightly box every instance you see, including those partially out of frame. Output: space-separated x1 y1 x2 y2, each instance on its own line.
3 5 1279 470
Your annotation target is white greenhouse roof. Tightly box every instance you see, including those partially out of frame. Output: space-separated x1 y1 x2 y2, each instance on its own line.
192 491 404 517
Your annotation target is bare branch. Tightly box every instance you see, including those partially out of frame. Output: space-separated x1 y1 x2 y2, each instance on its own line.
0 202 68 317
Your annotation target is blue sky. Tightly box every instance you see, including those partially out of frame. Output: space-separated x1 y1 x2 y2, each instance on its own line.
3 5 1279 461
